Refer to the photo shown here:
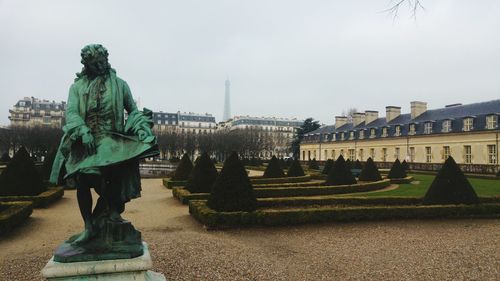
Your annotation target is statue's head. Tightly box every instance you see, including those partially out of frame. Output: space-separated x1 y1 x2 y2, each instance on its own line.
79 44 111 78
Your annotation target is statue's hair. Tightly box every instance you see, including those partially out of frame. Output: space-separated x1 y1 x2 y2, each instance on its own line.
76 44 112 80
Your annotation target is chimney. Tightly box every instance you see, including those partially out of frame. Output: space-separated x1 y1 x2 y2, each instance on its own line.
386 106 401 122
352 112 365 127
411 101 427 119
365 111 379 125
335 116 348 129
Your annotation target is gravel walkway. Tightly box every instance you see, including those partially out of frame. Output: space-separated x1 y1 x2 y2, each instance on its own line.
0 178 499 281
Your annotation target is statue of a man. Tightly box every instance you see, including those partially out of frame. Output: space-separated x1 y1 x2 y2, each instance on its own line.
50 44 158 258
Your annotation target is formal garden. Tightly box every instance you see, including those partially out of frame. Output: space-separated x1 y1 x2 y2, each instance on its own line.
161 152 500 229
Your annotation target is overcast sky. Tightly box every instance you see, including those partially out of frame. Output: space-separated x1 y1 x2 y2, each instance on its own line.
1 0 499 126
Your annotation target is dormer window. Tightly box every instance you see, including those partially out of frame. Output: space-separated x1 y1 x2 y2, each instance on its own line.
424 122 433 134
409 124 416 135
349 131 355 140
381 127 388 137
394 125 401 136
486 115 498 129
359 130 365 139
463 118 474 131
340 132 345 141
370 128 376 138
442 120 452 133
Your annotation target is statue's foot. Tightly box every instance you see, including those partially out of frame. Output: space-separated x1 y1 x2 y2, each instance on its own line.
109 211 124 222
70 228 94 245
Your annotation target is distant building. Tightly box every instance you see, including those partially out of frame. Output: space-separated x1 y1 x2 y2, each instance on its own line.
222 116 303 158
153 111 216 134
8 97 66 128
301 100 500 174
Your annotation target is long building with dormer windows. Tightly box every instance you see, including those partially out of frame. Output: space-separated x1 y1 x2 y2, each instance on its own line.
300 100 500 174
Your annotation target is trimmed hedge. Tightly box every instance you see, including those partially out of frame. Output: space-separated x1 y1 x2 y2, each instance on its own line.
0 201 33 234
389 176 414 184
0 147 45 196
189 200 500 229
171 154 193 181
321 159 334 175
287 159 305 177
258 196 423 207
325 155 357 186
186 152 218 193
388 159 407 179
354 160 363 170
162 178 187 189
0 153 10 163
173 179 391 204
250 175 311 185
0 187 64 208
263 156 285 178
358 157 382 182
308 158 320 170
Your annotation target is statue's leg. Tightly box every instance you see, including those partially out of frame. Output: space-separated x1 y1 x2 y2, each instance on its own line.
101 166 125 222
72 173 98 245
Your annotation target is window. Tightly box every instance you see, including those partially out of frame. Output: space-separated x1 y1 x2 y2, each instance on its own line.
395 147 400 160
324 150 328 160
43 116 51 124
370 128 376 138
463 145 472 164
341 133 345 141
382 148 387 162
348 149 355 161
409 147 415 162
302 151 305 161
359 130 364 139
331 150 336 160
424 122 433 134
340 149 344 156
442 120 452 133
486 115 498 129
395 126 401 136
370 148 375 160
409 124 416 135
359 149 364 161
425 147 432 163
443 146 451 160
308 151 311 160
463 118 473 131
350 131 354 140
157 120 161 125
381 127 388 137
487 145 497 164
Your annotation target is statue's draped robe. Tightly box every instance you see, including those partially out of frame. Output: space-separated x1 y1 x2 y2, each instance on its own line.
50 70 158 203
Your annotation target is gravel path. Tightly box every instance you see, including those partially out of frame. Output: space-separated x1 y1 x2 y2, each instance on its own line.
0 178 499 281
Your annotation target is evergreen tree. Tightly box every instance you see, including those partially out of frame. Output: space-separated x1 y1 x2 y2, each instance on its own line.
287 158 305 177
308 158 320 170
186 152 218 193
207 152 257 212
0 147 45 196
263 156 285 178
171 153 193 181
291 118 321 158
387 159 407 179
325 155 357 185
321 159 334 175
401 160 409 171
423 157 479 205
358 157 382 181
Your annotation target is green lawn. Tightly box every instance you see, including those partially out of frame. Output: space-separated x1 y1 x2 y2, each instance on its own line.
345 174 500 198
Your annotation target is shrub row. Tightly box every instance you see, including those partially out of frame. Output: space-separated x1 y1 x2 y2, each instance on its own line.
0 187 64 208
257 196 423 207
254 180 325 188
0 201 33 234
388 176 414 184
163 178 187 189
189 200 500 229
249 175 311 185
173 179 391 204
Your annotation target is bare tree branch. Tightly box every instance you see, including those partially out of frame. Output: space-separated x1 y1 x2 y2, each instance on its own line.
382 0 425 20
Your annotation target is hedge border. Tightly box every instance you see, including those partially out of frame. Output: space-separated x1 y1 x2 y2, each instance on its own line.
249 175 311 185
163 178 187 189
388 176 414 184
189 200 500 229
0 201 33 234
0 187 64 208
172 179 391 204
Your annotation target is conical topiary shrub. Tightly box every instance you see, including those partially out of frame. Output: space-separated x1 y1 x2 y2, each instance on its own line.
401 160 409 171
287 158 305 177
345 159 353 170
354 160 363 170
308 158 320 170
186 152 218 193
387 159 407 179
0 147 45 196
0 152 11 163
321 159 334 175
42 149 57 181
171 153 193 181
423 157 479 205
358 157 382 181
279 158 286 169
263 156 285 178
207 152 257 212
325 155 357 186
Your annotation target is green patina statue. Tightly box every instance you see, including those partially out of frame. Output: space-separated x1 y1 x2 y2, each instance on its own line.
50 44 159 262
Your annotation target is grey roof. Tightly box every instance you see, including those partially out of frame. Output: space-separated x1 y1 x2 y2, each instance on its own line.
304 100 500 141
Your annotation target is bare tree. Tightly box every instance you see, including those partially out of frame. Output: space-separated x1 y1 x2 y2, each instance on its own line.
384 0 425 20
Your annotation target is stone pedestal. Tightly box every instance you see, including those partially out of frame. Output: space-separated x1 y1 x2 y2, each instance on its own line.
42 242 166 281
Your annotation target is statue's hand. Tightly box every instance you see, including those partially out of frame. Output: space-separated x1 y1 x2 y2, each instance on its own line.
82 132 96 155
137 129 148 141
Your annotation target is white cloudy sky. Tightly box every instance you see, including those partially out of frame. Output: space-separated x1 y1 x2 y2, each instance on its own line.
0 0 499 125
